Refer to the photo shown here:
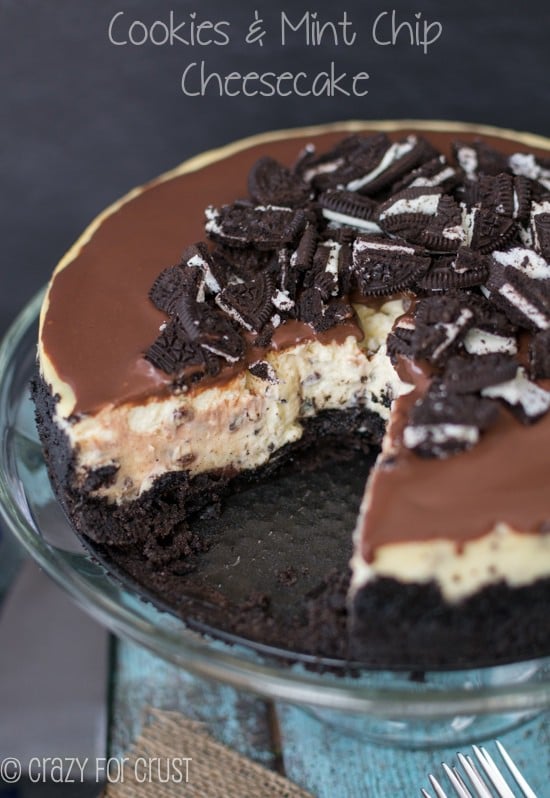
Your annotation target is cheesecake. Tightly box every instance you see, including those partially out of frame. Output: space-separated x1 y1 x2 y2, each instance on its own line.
33 122 550 667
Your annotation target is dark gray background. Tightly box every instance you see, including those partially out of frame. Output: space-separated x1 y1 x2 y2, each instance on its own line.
1 0 549 336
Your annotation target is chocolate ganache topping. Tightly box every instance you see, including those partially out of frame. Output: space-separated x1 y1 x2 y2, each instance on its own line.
144 130 550 461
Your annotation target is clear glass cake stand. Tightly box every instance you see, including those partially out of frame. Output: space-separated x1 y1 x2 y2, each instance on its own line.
1 289 549 749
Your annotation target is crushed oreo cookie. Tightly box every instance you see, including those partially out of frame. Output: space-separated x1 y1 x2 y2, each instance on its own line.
145 321 207 376
386 317 415 362
391 155 459 194
531 201 550 258
205 203 307 250
248 156 311 207
297 132 391 191
486 252 550 332
404 381 499 458
443 353 518 394
412 294 475 366
378 187 443 239
352 237 430 295
215 272 275 333
346 135 437 195
453 140 510 179
482 367 550 424
318 189 379 231
144 130 550 458
248 360 278 383
297 288 353 333
418 249 489 291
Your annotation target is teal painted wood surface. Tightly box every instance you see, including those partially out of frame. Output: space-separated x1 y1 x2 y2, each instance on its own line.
110 638 278 770
111 638 550 796
278 704 550 797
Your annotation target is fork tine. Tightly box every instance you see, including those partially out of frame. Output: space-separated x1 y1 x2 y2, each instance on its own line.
496 741 538 798
457 753 493 798
473 745 516 798
429 773 450 798
452 766 477 796
421 790 433 798
442 763 474 798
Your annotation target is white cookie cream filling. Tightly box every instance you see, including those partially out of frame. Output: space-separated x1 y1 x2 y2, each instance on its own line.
493 247 550 280
378 193 440 219
463 327 518 356
320 208 382 233
346 137 417 192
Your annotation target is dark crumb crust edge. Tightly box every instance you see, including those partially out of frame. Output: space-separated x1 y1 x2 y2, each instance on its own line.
351 575 550 668
32 372 550 668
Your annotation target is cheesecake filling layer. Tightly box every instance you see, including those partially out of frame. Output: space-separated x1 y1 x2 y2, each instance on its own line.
61 300 407 504
350 524 550 603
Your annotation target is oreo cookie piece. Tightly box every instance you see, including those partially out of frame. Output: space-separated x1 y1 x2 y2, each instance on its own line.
297 287 353 333
418 195 465 252
469 207 518 253
248 156 311 207
197 307 245 365
474 173 532 224
443 353 519 394
352 237 431 296
149 264 193 315
508 152 550 192
529 330 550 379
418 248 489 291
145 320 206 377
472 177 532 221
391 155 460 194
205 203 307 250
531 200 550 259
467 293 518 336
533 213 550 260
412 294 475 366
212 245 273 278
172 291 245 367
486 250 550 331
273 248 297 304
248 360 278 383
493 247 550 280
215 272 276 333
453 140 510 179
386 317 415 362
346 135 437 196
318 190 379 232
378 187 443 238
305 239 346 299
477 173 514 216
482 367 550 424
404 381 499 458
461 293 519 356
290 224 318 272
181 242 225 297
297 133 390 191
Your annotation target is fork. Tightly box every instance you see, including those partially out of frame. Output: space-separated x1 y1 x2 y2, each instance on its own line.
421 741 538 797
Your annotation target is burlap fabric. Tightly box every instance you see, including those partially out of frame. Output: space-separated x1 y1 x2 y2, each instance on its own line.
104 708 314 797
